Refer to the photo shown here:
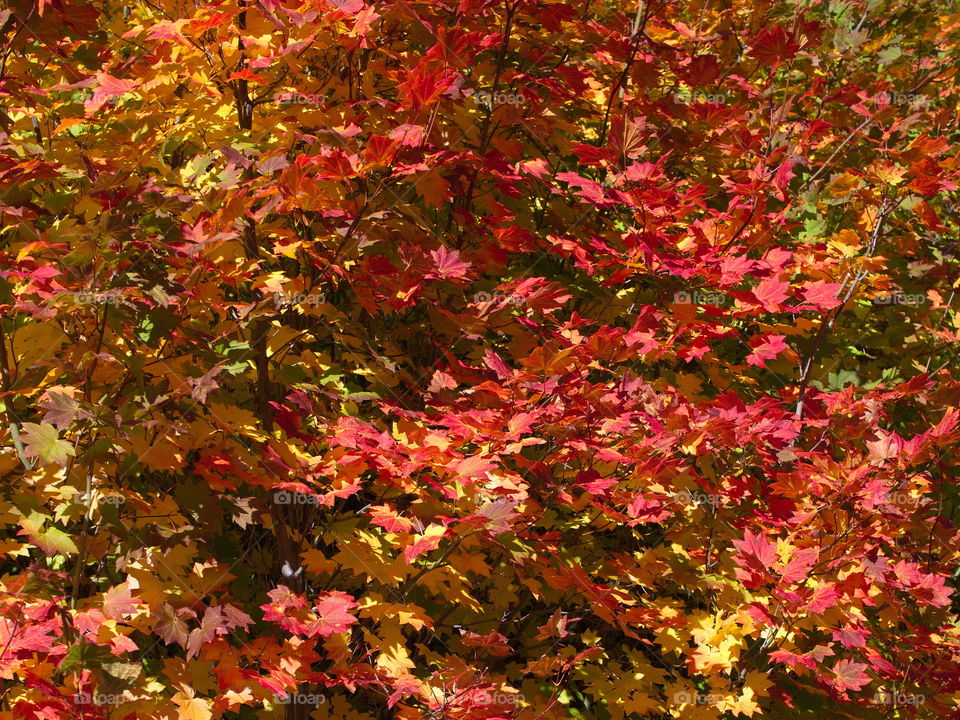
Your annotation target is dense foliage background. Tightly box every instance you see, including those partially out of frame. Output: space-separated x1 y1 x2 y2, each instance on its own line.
2 0 960 718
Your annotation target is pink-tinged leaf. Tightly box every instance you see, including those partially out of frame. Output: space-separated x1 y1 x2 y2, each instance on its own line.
832 659 871 692
309 592 358 637
752 276 790 312
262 585 309 617
154 604 192 648
327 0 364 12
579 475 618 496
451 454 496 479
38 388 89 430
428 369 457 393
474 499 518 535
483 349 511 379
747 334 788 368
717 252 751 284
779 547 818 584
772 156 800 196
430 246 470 280
556 172 607 205
519 158 551 178
387 124 425 147
768 648 807 670
96 73 137 96
832 626 869 649
733 529 778 567
0 618 55 654
85 73 138 112
186 606 229 659
802 281 843 310
145 19 188 40
386 675 421 708
804 582 839 614
102 583 140 621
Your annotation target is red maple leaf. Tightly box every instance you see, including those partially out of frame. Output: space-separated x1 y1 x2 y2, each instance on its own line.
369 504 414 533
430 246 471 280
733 529 778 566
752 276 791 312
801 281 843 310
750 26 800 66
747 334 788 368
732 530 778 587
308 592 358 637
556 172 608 205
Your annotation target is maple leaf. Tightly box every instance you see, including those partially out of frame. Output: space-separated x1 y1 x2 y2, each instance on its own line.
751 277 790 313
403 524 448 562
430 246 470 280
369 505 414 533
102 583 141 620
556 172 608 205
414 168 450 209
173 690 212 720
451 454 496 479
832 659 871 692
85 72 137 112
750 25 800 65
19 509 78 555
733 530 778 567
21 422 75 466
309 592 359 637
801 281 843 310
38 387 88 429
0 617 56 654
399 65 457 109
832 626 869 649
461 629 513 656
746 334 788 368
154 605 192 648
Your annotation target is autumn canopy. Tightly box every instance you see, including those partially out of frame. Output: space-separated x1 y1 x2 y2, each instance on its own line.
1 0 960 718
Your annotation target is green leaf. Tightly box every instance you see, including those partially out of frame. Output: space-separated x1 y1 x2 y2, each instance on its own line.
20 510 79 555
20 422 75 466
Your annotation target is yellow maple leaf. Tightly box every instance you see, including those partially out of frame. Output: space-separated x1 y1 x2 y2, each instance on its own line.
827 172 860 198
172 690 211 720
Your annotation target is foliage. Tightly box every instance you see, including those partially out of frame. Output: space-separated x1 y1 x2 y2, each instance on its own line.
1 0 960 718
